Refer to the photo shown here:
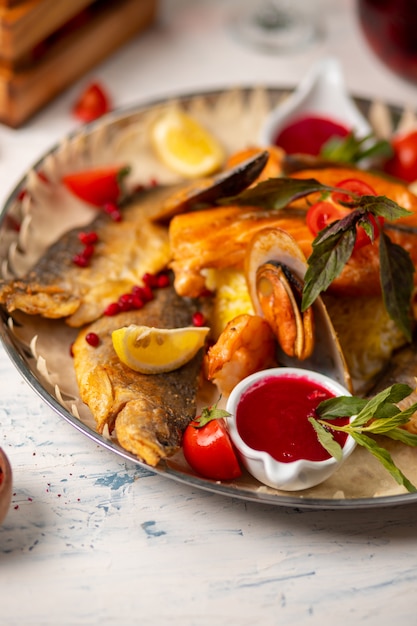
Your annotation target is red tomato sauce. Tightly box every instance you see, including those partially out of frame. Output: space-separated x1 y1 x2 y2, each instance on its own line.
274 115 350 155
236 374 349 462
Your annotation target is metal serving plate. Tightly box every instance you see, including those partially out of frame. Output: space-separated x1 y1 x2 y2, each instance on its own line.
0 86 415 510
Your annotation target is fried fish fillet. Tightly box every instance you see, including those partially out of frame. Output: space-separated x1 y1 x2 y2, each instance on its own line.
72 284 203 466
0 187 171 327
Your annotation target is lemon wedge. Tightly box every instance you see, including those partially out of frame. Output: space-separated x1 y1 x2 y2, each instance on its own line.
112 324 210 374
150 109 224 178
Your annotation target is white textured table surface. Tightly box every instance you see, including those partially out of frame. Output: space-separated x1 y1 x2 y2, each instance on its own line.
1 1 417 624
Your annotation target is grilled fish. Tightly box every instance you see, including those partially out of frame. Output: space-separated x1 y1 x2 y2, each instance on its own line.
72 284 203 466
170 206 313 297
0 187 171 327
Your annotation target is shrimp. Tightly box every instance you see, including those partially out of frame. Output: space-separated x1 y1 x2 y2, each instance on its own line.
204 313 277 395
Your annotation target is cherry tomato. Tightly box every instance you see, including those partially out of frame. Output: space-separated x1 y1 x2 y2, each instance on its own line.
306 201 346 236
183 413 242 481
331 178 377 205
62 165 130 207
73 82 111 123
384 129 417 183
332 178 384 250
306 178 384 252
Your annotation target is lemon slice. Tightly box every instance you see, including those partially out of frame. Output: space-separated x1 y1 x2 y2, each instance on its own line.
150 109 224 178
112 324 210 374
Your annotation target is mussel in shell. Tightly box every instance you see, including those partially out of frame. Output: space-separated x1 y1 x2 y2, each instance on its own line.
245 227 352 392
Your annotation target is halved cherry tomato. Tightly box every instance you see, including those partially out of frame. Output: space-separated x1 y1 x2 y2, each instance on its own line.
62 165 130 207
331 178 377 205
384 129 417 183
306 200 346 236
73 82 111 123
332 178 384 250
306 178 384 251
183 409 242 481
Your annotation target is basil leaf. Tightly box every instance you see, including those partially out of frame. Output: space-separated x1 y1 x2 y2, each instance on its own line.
353 195 412 220
302 228 356 310
219 177 332 210
350 431 416 492
379 232 415 341
309 418 344 461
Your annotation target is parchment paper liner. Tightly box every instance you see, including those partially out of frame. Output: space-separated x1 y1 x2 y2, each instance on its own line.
1 86 417 505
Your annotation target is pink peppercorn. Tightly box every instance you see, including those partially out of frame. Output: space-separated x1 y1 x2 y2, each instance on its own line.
157 273 170 288
72 254 89 267
192 311 206 327
85 332 100 347
104 302 121 316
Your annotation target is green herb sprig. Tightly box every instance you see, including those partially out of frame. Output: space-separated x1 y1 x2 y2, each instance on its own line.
220 178 415 340
320 132 393 165
309 383 417 493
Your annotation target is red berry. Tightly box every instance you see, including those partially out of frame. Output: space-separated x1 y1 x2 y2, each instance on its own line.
157 273 170 288
85 332 100 347
118 293 134 311
79 231 98 245
104 302 120 316
142 272 158 288
131 295 144 309
192 311 206 327
82 244 95 259
110 210 122 222
72 254 89 267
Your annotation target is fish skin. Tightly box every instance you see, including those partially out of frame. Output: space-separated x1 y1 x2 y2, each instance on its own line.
0 187 171 327
72 284 203 466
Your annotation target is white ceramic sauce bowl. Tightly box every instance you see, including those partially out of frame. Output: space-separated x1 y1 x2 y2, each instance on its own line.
226 367 356 491
259 56 371 148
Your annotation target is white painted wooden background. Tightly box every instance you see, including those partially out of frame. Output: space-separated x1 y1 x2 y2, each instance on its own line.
1 1 417 624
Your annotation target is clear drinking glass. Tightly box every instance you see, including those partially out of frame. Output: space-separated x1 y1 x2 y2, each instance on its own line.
228 0 321 54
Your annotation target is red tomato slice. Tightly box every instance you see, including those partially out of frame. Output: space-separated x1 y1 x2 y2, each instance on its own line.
384 129 417 183
331 178 377 205
331 178 383 250
62 165 130 207
183 418 242 481
306 201 346 236
73 82 111 123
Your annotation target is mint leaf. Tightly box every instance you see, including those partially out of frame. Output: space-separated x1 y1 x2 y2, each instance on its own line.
320 132 393 164
316 395 367 419
350 431 416 492
351 383 414 427
309 418 344 461
383 428 417 446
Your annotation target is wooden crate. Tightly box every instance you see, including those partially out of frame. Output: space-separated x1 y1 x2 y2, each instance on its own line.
0 0 158 127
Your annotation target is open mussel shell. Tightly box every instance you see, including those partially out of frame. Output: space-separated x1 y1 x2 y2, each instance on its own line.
151 150 269 221
245 228 353 392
